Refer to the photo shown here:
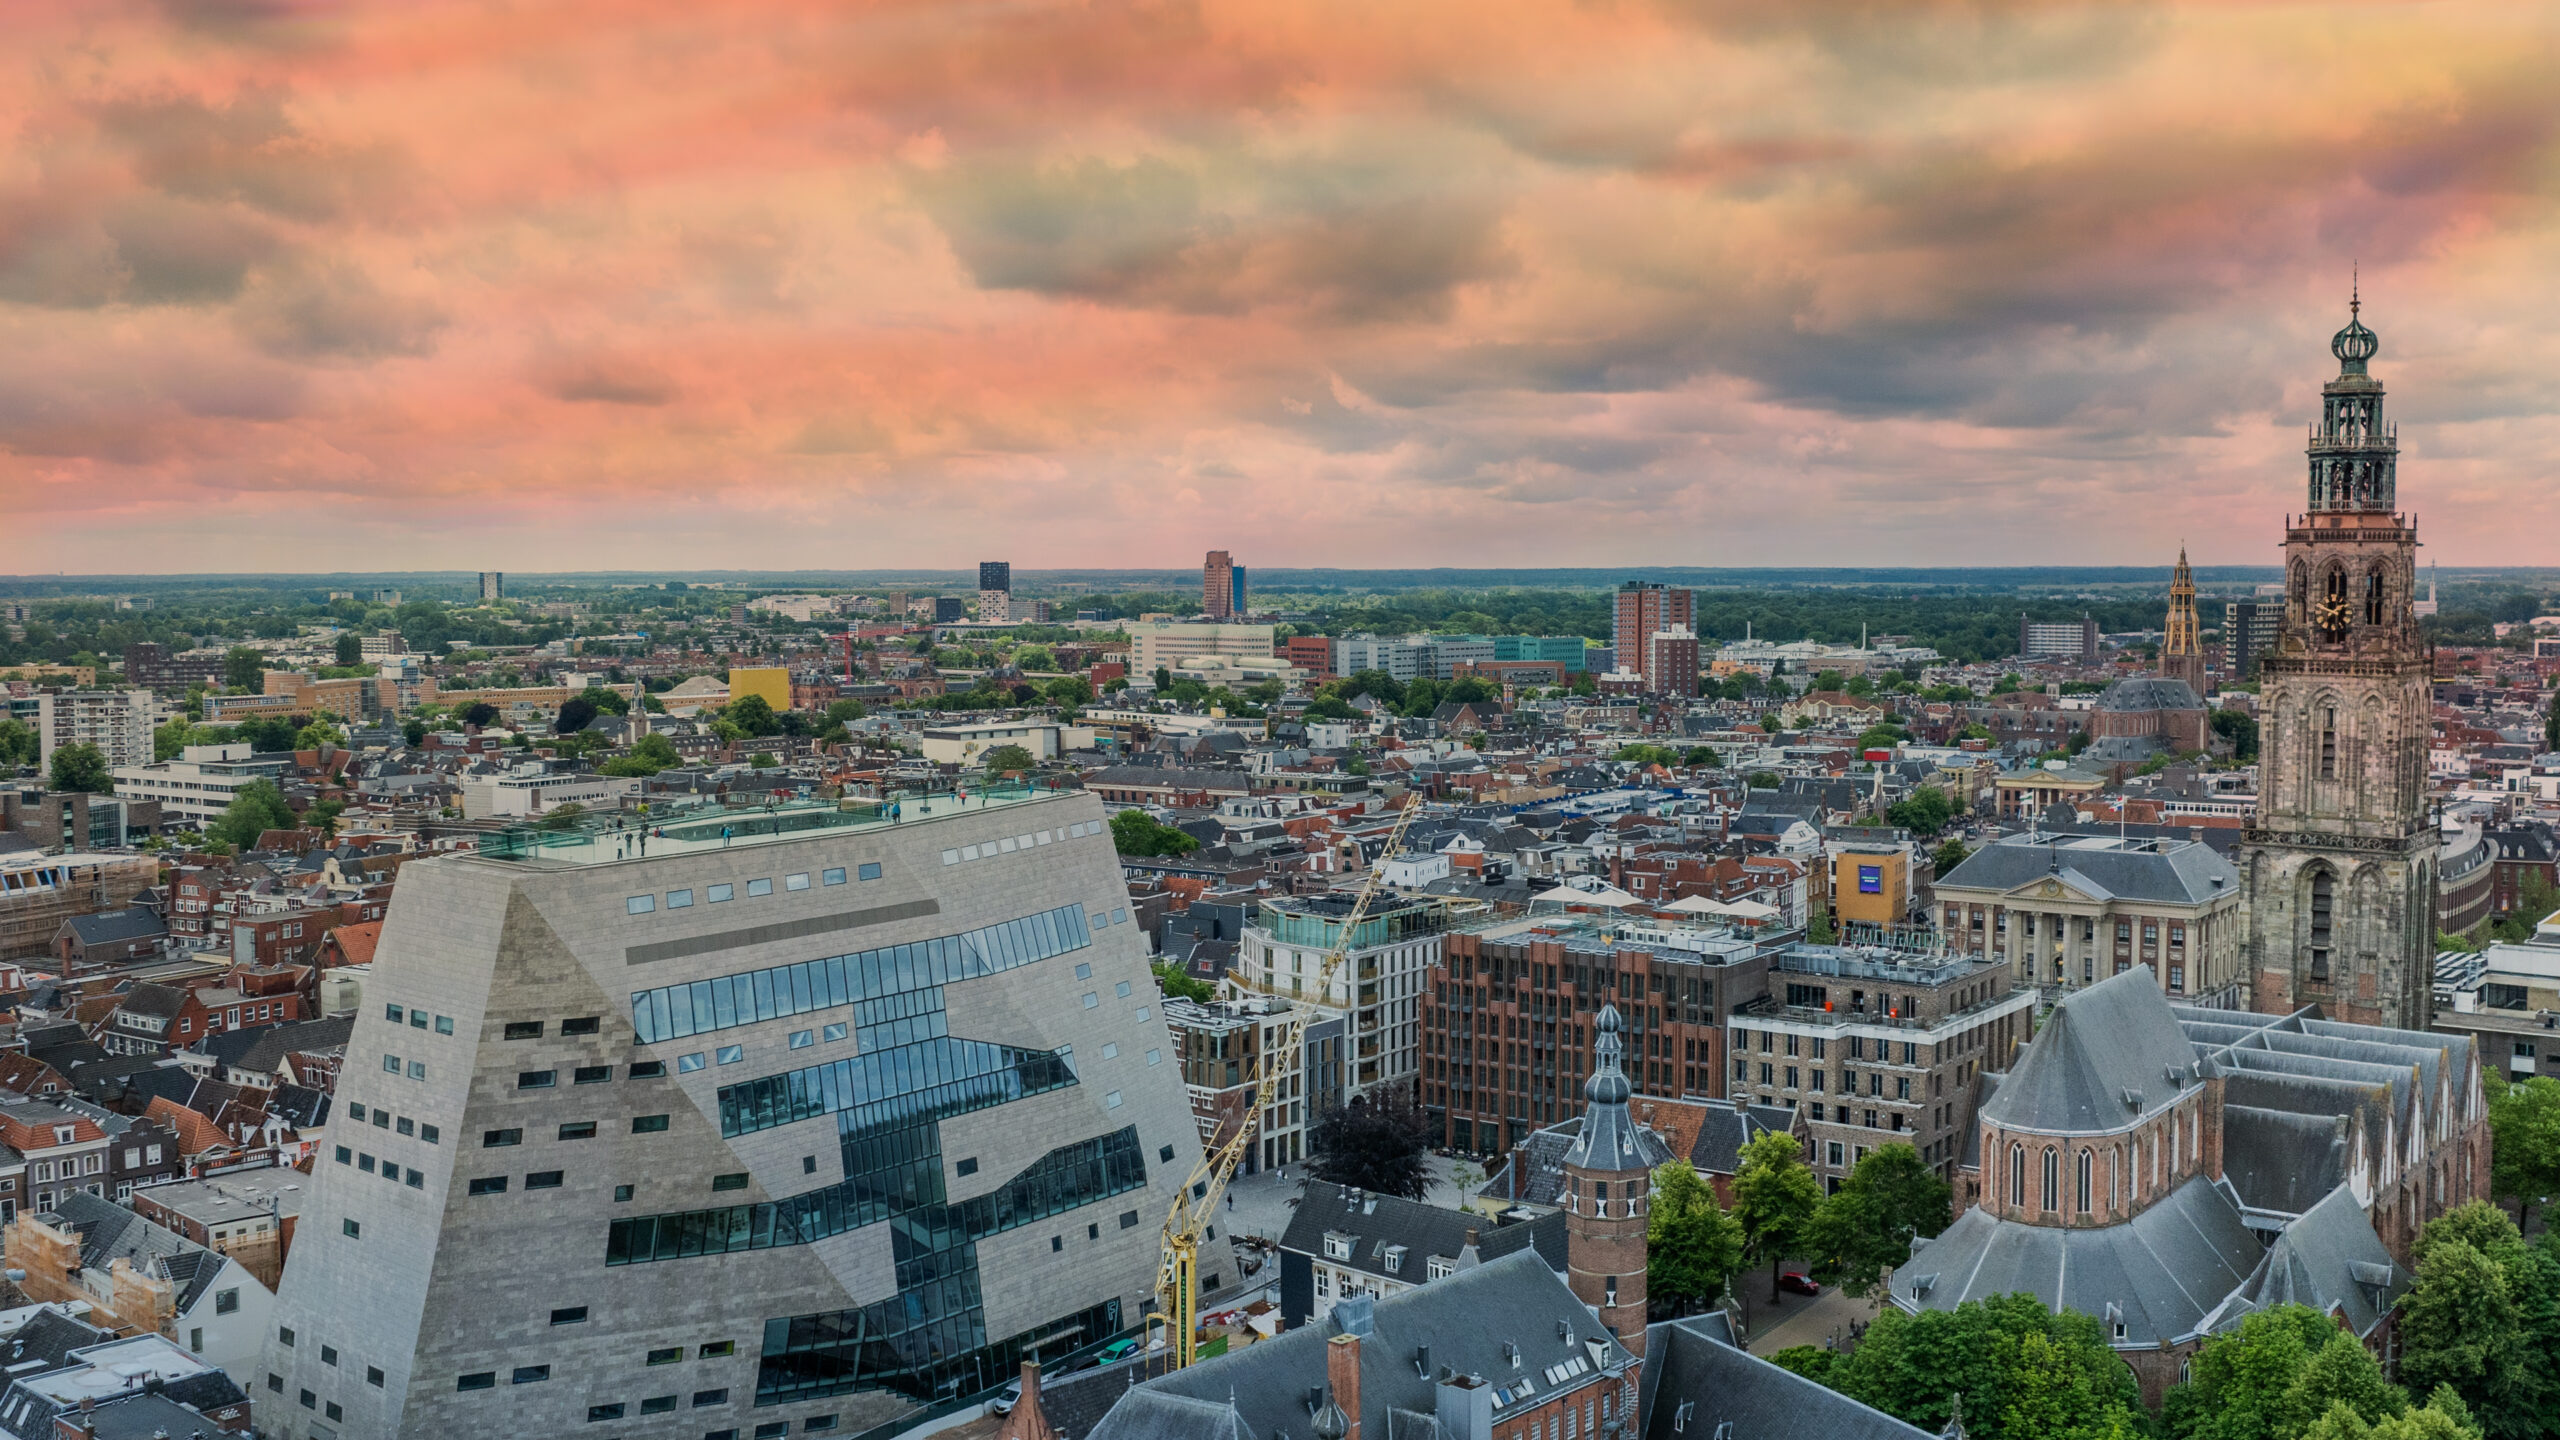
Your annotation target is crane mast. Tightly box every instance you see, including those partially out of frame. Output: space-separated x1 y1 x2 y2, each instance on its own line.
1149 794 1424 1368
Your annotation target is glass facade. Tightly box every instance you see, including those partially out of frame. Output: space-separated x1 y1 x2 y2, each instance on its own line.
630 905 1092 1044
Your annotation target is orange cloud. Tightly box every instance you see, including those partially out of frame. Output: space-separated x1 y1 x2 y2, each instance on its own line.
5 0 2560 570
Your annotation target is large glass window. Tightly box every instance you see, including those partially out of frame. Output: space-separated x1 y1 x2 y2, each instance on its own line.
630 905 1091 1044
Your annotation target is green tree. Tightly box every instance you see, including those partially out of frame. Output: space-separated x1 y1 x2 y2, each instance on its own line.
538 802 586 832
555 695 600 735
2545 692 2558 755
1748 771 1780 788
334 633 363 666
825 699 867 726
2298 1388 2485 1440
748 751 778 769
1647 1161 1744 1315
2489 1078 2560 1228
1731 1129 1822 1305
1042 676 1093 710
2397 1234 2524 1432
1306 1093 1434 1199
1886 785 1957 835
1682 746 1722 769
294 714 345 750
979 743 1037 773
1151 961 1215 1003
0 718 38 768
601 733 682 777
725 693 782 737
1807 905 1836 943
1110 809 1198 858
47 742 112 794
1933 837 1972 877
2213 709 2262 761
223 646 265 691
208 779 299 850
459 701 499 728
1806 1143 1951 1296
308 799 347 841
2164 1305 2404 1440
1830 1293 2143 1440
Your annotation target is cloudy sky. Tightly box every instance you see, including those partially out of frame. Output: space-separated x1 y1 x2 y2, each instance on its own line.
6 0 2558 574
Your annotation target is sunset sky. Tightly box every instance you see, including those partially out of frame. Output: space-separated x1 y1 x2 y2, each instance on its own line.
7 1 2559 574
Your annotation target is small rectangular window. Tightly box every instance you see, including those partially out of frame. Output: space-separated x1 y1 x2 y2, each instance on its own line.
785 873 811 891
807 1418 839 1432
589 1403 627 1421
368 1366 384 1387
321 1345 340 1366
695 1389 730 1407
409 1059 427 1080
385 1004 404 1023
334 1145 351 1165
458 1372 496 1392
342 1217 361 1238
648 1347 684 1366
711 1173 750 1192
789 1030 814 1049
574 1065 613 1084
468 1176 509 1196
1119 1209 1141 1229
559 1121 598 1141
525 1170 564 1190
822 868 847 886
518 1070 557 1089
1074 963 1093 980
747 878 773 897
676 1053 707 1073
513 1365 551 1384
562 1016 601 1036
279 1327 296 1347
820 1023 848 1043
435 1015 455 1035
666 889 694 909
700 1341 736 1358
630 1060 667 1078
421 1124 440 1144
396 1117 415 1136
503 1021 544 1041
358 1154 376 1173
642 1395 678 1414
715 1045 744 1065
374 1110 391 1129
956 1157 978 1176
708 883 734 902
383 1055 401 1073
632 1115 671 1134
410 1009 427 1029
349 1102 367 1121
627 895 655 915
858 863 882 881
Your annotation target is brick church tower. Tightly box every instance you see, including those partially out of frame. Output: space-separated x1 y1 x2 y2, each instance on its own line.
2161 547 2206 695
1562 1003 1650 1359
2240 290 2436 1029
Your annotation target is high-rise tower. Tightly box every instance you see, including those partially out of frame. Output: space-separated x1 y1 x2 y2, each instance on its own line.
2238 293 2434 1028
1560 1004 1649 1359
2160 548 2205 694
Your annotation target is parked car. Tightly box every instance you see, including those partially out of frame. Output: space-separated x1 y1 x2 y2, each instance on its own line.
986 1380 1023 1417
1098 1338 1140 1365
1778 1272 1821 1297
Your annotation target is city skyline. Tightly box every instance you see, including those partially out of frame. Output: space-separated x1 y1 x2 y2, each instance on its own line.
8 3 2560 572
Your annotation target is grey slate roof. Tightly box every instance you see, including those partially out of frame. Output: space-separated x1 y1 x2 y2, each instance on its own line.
62 908 167 948
1937 831 2238 905
43 1191 235 1313
1894 1174 2262 1347
2095 677 2204 712
1684 1101 1799 1177
1978 968 2204 1133
1564 1005 1651 1173
2218 1107 2349 1216
2207 1182 2409 1339
1281 1182 1565 1283
1089 1252 1638 1440
1640 1315 1930 1440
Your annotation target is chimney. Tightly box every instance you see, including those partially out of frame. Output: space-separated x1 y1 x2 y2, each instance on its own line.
1327 1332 1364 1440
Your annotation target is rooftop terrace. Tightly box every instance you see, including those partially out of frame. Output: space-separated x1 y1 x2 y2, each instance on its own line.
471 778 1075 867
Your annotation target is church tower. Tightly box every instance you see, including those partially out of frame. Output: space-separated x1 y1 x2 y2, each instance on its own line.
1562 1004 1650 1360
2239 292 2435 1028
2161 546 2205 695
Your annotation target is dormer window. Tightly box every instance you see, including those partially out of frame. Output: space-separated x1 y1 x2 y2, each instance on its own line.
52 1127 73 1146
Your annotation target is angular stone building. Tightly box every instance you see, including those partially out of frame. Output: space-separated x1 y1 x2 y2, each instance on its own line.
1899 969 2488 1403
256 791 1219 1440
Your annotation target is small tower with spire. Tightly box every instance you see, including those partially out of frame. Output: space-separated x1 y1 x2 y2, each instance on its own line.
2160 546 2205 694
1563 1003 1651 1360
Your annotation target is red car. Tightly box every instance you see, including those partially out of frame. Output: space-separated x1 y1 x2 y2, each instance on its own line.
1778 1272 1821 1297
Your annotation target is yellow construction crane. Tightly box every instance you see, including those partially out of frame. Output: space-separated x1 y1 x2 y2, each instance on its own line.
1149 793 1425 1368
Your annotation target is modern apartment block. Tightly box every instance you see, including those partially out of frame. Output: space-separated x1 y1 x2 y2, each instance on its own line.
32 690 156 770
1726 942 2030 1189
113 743 295 830
1233 895 1451 1106
1424 915 1779 1155
977 561 1012 623
1611 583 1694 690
2016 613 2100 661
257 789 1221 1440
479 572 504 602
1202 550 1245 620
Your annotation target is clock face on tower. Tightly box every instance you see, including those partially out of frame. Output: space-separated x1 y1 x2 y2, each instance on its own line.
2315 571 2352 643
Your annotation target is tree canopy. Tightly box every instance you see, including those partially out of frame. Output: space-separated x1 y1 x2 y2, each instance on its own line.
1730 1129 1822 1303
1110 809 1198 858
1805 1143 1952 1296
2490 1078 2560 1228
2162 1305 2406 1440
1647 1161 1744 1315
1826 1292 2145 1440
207 779 298 851
979 743 1038 773
1305 1093 1434 1199
1151 961 1215 1003
46 742 111 794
